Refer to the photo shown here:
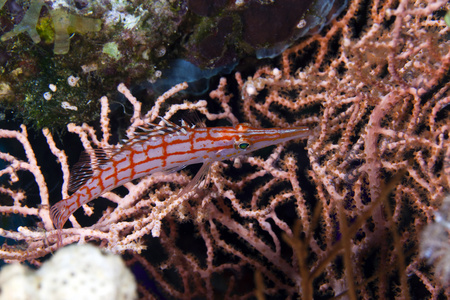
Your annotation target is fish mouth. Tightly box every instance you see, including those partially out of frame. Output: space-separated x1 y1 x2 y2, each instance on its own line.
280 127 310 137
247 126 310 146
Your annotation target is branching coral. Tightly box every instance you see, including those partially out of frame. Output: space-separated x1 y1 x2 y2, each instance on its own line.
236 0 450 297
0 0 449 299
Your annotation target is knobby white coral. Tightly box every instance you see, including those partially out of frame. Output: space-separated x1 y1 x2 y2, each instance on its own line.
0 244 137 300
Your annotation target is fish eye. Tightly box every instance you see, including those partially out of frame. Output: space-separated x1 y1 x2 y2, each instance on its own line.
235 140 251 150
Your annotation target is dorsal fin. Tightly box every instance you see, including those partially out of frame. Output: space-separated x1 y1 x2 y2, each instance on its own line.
68 148 116 193
128 117 190 142
179 110 205 128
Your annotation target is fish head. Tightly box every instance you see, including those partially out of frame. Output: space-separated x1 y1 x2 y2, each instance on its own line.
213 123 310 160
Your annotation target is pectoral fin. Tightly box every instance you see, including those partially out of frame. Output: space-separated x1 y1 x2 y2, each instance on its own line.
177 161 211 199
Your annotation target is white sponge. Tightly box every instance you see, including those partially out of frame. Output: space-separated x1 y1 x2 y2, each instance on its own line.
0 244 137 300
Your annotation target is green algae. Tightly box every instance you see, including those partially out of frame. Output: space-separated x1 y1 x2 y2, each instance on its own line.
445 10 450 27
1 0 43 44
15 59 99 131
102 42 122 60
1 0 101 54
50 9 101 55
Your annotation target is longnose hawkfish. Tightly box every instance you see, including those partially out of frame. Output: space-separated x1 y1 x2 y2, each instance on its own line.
50 118 310 229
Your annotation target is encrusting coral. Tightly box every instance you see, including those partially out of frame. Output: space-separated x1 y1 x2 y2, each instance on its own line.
0 0 184 131
0 0 449 298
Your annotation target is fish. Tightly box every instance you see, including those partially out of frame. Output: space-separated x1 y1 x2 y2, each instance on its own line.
50 118 310 229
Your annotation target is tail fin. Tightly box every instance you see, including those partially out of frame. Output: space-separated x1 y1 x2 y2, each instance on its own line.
50 199 72 230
